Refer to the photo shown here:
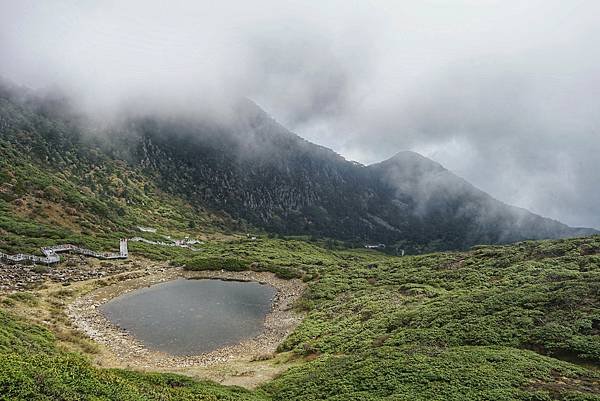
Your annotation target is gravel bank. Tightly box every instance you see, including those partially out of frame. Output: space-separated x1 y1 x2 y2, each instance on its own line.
67 269 305 369
0 258 132 292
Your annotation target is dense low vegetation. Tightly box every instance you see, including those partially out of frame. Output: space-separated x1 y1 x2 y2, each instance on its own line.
0 309 265 400
180 256 249 271
176 254 303 279
1 235 599 400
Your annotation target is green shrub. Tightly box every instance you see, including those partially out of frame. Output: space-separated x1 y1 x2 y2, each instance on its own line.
32 265 50 274
182 257 248 271
264 265 302 279
7 292 39 307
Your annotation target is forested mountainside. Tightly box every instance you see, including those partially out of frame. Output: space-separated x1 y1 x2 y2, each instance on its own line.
0 81 595 252
103 99 597 251
0 84 242 257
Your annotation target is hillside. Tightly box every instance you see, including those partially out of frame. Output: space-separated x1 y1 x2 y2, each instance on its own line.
1 235 599 399
367 151 595 249
2 2 599 400
0 82 595 253
0 83 242 256
0 81 598 400
117 101 596 251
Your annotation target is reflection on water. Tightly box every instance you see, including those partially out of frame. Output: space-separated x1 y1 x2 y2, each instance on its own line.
100 278 276 355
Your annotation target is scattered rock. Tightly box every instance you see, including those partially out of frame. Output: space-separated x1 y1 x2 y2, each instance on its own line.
66 269 306 370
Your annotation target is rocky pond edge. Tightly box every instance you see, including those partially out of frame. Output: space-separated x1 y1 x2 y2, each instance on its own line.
66 268 306 369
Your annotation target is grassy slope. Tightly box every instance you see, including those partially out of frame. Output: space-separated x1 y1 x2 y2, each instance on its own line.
0 95 242 256
1 236 599 400
0 309 265 401
0 91 598 400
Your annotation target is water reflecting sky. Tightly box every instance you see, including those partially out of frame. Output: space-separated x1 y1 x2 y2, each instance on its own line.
100 278 276 355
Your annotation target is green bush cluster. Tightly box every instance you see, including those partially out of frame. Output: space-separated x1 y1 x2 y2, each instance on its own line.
180 256 249 271
263 346 598 401
0 310 266 401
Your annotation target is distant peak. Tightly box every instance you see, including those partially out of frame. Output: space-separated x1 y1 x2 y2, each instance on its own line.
371 150 446 172
388 150 427 161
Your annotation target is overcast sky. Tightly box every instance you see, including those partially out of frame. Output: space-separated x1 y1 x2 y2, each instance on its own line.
1 0 599 228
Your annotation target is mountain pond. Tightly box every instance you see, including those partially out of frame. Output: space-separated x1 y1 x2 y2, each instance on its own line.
99 278 276 355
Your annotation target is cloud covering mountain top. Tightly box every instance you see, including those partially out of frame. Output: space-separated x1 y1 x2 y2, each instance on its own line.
1 0 598 228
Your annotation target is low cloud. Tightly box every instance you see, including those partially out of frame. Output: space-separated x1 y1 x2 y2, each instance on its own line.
1 0 598 228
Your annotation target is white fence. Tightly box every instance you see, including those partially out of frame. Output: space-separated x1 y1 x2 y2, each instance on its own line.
0 239 128 265
1 233 202 266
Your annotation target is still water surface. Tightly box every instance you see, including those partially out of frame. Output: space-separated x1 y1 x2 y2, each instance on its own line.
100 278 276 355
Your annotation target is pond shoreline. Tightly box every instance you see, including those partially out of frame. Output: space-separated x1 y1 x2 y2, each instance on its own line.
67 268 306 369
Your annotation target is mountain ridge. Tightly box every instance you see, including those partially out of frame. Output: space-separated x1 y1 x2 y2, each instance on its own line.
0 81 596 253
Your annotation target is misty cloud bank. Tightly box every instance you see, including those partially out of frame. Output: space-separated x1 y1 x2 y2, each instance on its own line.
1 0 598 228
